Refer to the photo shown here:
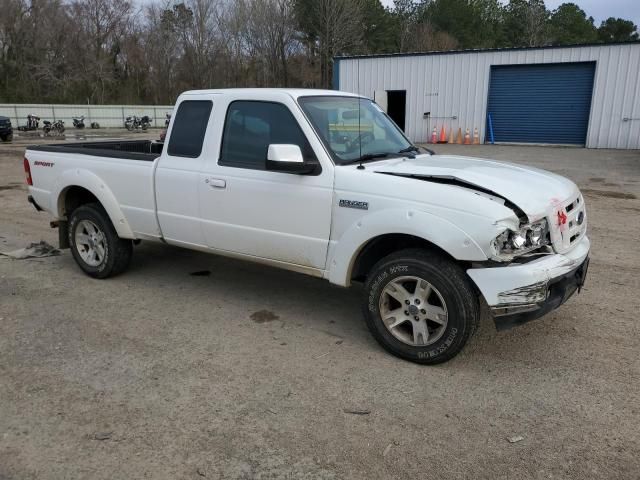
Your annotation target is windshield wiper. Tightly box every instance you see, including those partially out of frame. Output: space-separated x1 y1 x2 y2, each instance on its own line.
398 145 419 153
345 152 395 165
399 144 436 155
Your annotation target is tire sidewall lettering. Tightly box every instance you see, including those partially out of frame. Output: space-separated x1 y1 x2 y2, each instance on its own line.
365 257 468 363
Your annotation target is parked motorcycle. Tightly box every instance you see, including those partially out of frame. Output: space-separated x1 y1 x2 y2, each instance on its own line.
90 122 100 129
124 115 151 131
43 119 65 136
18 114 40 131
73 116 85 129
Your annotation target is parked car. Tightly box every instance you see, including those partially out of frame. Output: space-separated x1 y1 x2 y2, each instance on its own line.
23 89 590 364
0 116 13 142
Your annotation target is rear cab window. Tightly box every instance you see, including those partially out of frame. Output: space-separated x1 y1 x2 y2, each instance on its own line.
167 100 213 158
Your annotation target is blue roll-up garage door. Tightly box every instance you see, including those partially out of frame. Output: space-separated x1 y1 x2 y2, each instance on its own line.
486 62 595 145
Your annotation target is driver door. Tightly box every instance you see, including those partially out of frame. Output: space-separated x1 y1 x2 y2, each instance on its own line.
198 97 334 270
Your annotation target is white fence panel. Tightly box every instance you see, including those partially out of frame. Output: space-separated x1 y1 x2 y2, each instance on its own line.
0 104 174 128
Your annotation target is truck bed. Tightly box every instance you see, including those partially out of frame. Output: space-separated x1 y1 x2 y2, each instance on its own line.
28 140 163 162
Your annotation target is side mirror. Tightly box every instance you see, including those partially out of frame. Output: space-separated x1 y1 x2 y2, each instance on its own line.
266 144 315 174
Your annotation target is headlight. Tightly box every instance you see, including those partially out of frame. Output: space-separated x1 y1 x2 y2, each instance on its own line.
492 219 549 259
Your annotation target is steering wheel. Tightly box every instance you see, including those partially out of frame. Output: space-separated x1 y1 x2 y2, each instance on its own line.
345 131 375 153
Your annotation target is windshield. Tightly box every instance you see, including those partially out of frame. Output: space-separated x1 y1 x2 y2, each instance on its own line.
298 96 413 164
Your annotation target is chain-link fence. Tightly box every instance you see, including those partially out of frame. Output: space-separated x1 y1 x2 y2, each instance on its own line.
0 104 174 129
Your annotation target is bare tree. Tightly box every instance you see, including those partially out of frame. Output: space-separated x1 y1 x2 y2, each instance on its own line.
411 21 458 52
296 0 365 88
239 0 298 86
69 0 133 103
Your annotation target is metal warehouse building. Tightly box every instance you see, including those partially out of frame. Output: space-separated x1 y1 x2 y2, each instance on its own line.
334 42 640 149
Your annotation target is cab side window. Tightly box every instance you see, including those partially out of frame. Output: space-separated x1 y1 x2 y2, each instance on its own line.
219 101 316 170
167 100 213 158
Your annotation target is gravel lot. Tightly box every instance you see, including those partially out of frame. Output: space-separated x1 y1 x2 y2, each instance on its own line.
1 130 639 479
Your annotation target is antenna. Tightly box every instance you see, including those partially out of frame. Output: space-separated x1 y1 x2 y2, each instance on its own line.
357 59 364 170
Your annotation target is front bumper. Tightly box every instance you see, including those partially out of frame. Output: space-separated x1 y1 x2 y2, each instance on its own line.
467 235 590 330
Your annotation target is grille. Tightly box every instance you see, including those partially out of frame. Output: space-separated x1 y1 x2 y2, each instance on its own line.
552 194 586 253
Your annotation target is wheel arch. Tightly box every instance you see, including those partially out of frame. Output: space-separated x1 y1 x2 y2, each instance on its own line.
326 209 488 287
54 171 135 239
349 234 462 283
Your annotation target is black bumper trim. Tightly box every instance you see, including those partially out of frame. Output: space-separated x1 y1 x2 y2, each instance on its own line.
493 256 590 331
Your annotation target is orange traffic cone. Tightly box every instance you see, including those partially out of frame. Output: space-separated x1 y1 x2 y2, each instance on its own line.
464 128 471 145
430 127 438 144
473 127 480 144
456 128 463 144
439 126 446 143
448 127 455 144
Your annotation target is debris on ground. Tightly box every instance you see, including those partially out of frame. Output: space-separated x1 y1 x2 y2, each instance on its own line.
196 468 206 477
0 241 60 259
343 409 371 415
93 431 113 441
507 435 524 443
383 443 393 457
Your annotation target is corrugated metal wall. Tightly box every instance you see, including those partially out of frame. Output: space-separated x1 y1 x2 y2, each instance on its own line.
337 43 640 149
0 104 174 128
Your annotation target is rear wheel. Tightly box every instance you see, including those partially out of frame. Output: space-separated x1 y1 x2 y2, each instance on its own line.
68 203 132 278
363 248 479 364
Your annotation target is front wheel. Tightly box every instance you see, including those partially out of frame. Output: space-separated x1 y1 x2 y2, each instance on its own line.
68 203 133 278
363 249 479 364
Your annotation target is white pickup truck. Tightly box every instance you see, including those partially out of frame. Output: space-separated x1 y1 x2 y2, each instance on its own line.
24 88 590 364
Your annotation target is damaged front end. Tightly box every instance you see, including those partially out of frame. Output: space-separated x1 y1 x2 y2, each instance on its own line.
374 161 591 331
490 256 590 330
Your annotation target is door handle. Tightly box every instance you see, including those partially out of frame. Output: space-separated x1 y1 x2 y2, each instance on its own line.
206 178 226 189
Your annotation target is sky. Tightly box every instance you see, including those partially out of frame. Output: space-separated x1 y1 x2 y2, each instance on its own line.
379 0 640 27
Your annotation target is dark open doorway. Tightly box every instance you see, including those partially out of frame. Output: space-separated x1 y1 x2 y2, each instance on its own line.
386 90 406 132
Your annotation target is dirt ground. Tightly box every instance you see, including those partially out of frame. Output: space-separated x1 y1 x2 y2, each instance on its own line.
1 130 639 479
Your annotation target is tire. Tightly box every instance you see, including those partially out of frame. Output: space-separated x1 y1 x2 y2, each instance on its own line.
68 203 133 279
0 134 6 142
363 248 479 365
125 123 133 131
6 133 13 142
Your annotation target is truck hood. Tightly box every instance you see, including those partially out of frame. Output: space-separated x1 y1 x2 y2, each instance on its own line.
373 155 579 221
